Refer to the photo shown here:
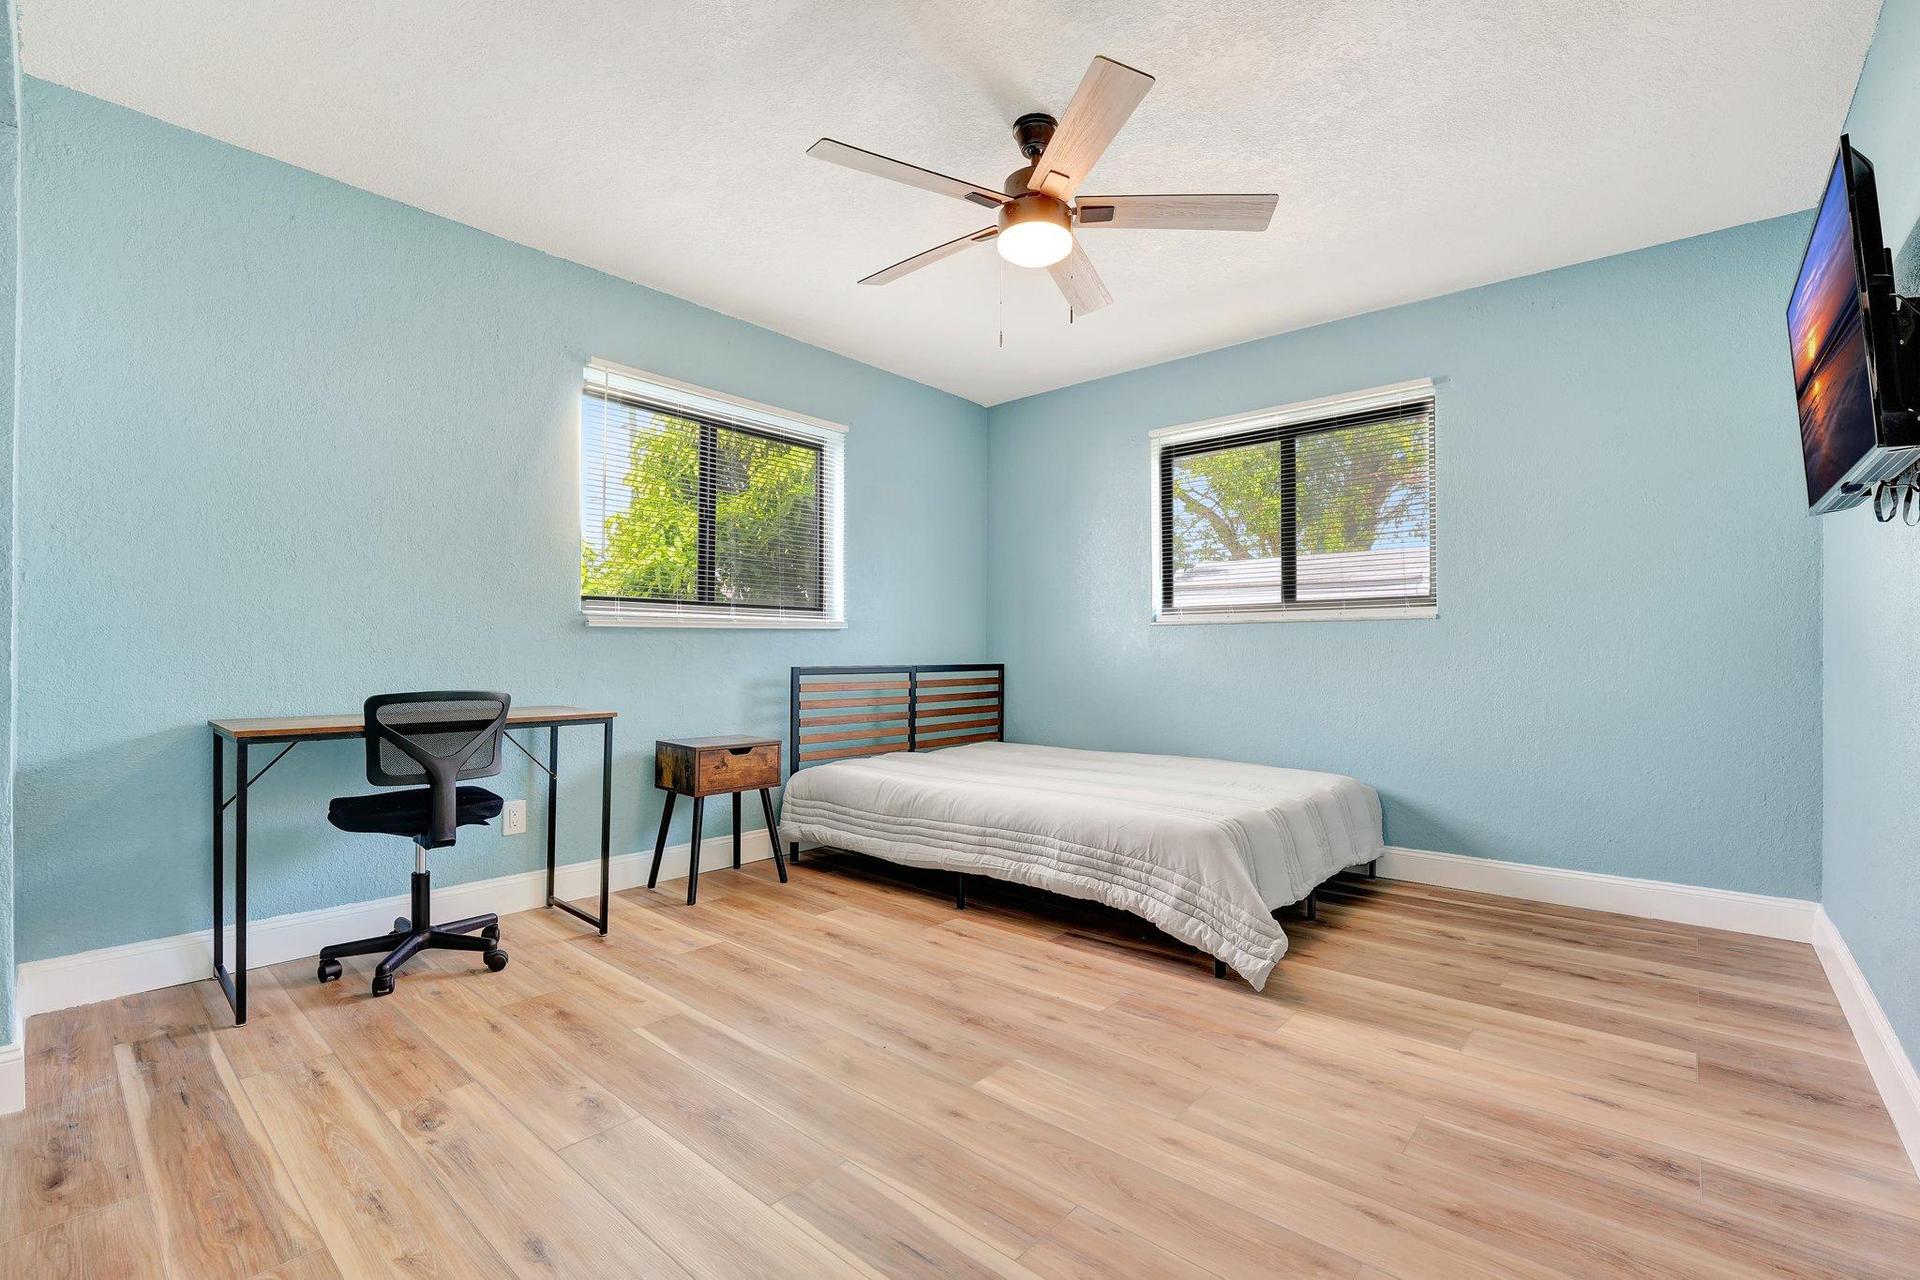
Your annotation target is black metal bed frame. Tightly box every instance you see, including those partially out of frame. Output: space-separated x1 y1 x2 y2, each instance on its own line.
781 662 1374 982
787 662 1006 764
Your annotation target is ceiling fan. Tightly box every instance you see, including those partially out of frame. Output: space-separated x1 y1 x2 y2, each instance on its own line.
807 55 1278 315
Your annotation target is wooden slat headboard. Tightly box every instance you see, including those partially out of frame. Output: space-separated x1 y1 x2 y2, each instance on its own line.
789 664 1004 772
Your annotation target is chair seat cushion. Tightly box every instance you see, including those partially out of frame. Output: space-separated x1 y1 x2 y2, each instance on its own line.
327 786 504 838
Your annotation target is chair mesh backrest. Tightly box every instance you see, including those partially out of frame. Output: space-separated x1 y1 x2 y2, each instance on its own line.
365 694 509 786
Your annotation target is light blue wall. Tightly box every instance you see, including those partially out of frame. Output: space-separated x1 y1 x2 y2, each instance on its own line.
0 2 17 1044
4 70 1850 975
986 215 1823 898
1825 0 1920 1059
14 80 988 962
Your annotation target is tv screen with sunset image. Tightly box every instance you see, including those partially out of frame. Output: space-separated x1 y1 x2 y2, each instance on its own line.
1789 151 1875 509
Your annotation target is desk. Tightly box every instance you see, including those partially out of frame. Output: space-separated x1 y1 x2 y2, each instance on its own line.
208 705 616 1025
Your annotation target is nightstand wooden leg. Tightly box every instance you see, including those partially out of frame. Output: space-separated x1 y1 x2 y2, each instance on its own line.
647 792 675 889
760 789 788 883
732 792 742 869
687 797 705 905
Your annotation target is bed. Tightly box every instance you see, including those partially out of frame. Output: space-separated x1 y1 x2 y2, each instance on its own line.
777 664 1383 988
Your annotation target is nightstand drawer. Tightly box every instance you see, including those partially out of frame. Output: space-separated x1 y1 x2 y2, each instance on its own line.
696 742 779 793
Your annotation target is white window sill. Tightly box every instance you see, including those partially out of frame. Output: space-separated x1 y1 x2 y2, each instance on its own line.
1152 604 1438 625
584 610 847 630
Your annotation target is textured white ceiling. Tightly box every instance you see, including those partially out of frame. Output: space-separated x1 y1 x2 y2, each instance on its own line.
21 0 1882 405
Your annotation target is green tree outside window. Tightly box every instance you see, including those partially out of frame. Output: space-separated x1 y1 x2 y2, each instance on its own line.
1169 418 1428 572
582 403 823 610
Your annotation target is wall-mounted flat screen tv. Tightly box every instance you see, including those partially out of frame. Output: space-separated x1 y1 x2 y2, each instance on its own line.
1788 136 1918 513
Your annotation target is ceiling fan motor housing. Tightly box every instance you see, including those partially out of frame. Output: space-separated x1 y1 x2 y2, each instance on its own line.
999 190 1071 231
1013 112 1057 160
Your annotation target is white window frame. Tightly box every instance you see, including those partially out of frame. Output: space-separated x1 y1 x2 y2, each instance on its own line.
579 359 847 629
1148 378 1438 625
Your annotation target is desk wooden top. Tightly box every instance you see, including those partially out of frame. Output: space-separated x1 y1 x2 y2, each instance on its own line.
210 705 615 742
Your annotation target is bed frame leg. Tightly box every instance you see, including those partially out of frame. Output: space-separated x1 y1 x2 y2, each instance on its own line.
790 841 801 864
1213 958 1228 980
1305 890 1317 921
954 872 967 910
1366 859 1377 879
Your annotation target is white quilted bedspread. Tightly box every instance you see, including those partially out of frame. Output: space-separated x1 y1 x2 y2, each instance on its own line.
779 741 1383 988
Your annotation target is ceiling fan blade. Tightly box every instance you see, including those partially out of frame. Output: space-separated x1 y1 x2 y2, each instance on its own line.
859 227 999 286
808 138 1006 209
1047 238 1113 314
1075 193 1278 231
1028 56 1154 201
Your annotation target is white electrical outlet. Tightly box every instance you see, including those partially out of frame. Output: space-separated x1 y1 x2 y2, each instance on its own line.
502 799 527 836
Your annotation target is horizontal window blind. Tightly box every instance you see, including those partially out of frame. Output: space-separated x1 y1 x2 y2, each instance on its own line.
580 363 845 627
1154 385 1436 620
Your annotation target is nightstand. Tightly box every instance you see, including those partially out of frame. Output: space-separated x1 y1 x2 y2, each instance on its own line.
648 735 788 904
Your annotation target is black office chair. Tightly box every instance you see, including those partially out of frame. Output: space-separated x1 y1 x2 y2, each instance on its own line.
316 692 512 996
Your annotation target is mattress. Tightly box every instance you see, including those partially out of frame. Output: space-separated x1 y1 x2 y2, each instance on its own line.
778 741 1383 988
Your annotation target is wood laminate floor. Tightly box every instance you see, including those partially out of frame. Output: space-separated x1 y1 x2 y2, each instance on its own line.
4 854 1915 1279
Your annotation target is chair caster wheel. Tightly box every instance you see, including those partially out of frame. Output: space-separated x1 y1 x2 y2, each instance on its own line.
393 916 411 934
317 958 342 983
371 973 396 997
484 949 509 973
482 923 500 943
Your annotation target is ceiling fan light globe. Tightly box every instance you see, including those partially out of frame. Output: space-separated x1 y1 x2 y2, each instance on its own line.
997 220 1072 268
995 193 1074 268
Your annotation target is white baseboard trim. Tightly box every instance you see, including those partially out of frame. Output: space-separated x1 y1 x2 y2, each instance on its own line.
14 831 771 1024
0 1003 24 1116
1376 846 1820 942
1814 906 1920 1177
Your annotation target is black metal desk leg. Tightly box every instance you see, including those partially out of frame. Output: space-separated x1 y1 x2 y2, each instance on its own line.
233 740 249 1025
647 792 675 889
759 789 788 883
732 792 742 869
212 732 224 985
544 725 559 906
542 719 613 935
598 720 612 932
686 797 704 905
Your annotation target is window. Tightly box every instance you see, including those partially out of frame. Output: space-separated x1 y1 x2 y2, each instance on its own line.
579 362 845 627
1151 380 1436 622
